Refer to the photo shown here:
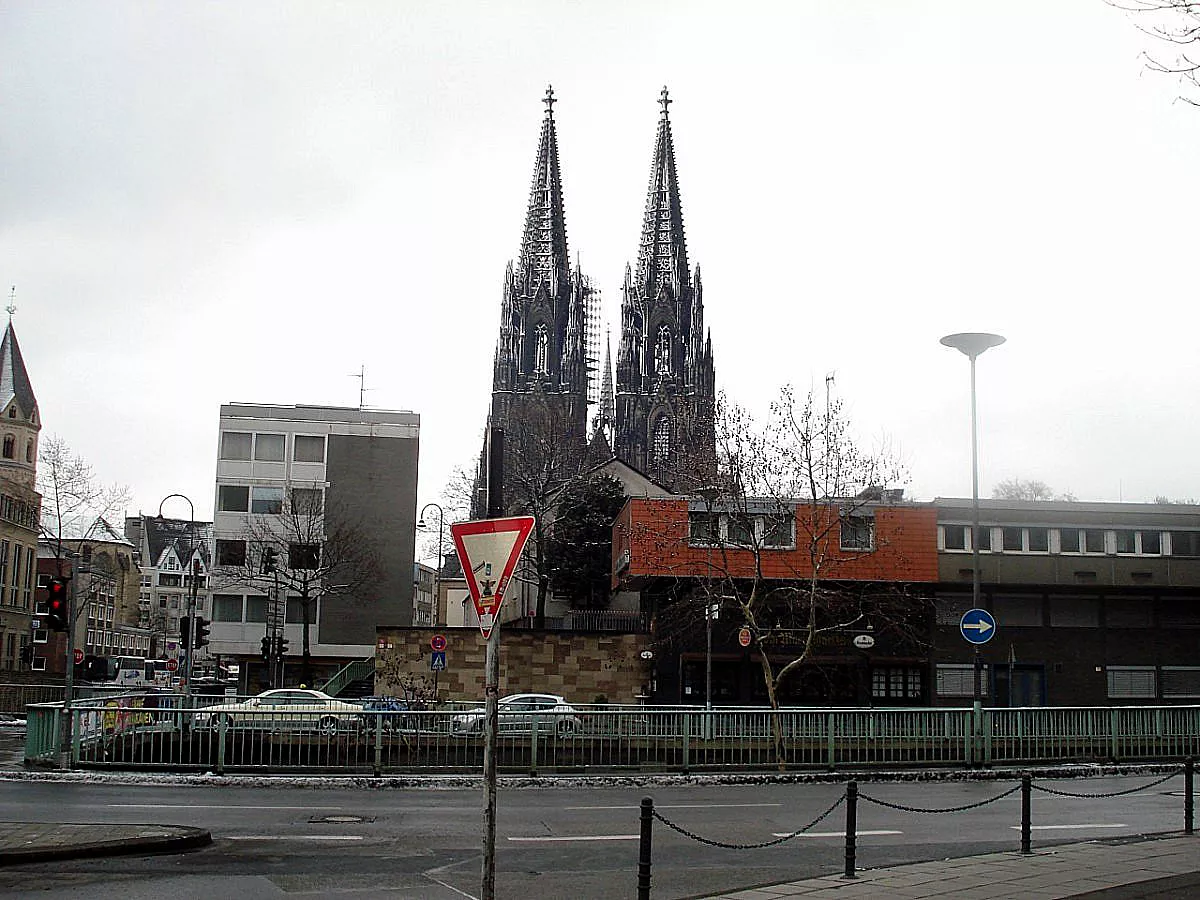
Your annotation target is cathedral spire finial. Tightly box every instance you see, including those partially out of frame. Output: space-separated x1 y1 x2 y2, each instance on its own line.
6 287 15 321
658 86 671 118
544 84 557 116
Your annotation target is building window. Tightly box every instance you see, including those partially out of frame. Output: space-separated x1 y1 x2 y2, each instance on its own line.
1162 668 1200 698
291 488 322 515
25 440 32 463
32 628 47 644
218 485 249 513
250 487 284 514
215 540 246 567
254 433 285 462
288 543 320 570
1001 527 1023 552
1028 528 1049 552
762 514 794 549
31 657 45 672
726 516 754 546
654 325 671 375
975 526 992 552
245 595 268 623
220 432 252 461
1083 529 1106 554
1114 530 1137 554
534 324 548 375
1169 532 1200 557
872 667 923 700
294 435 325 463
1141 531 1162 555
942 525 968 551
651 417 670 465
286 595 308 624
212 594 243 623
936 664 987 698
1 435 12 459
840 515 874 552
688 512 718 544
1107 666 1156 699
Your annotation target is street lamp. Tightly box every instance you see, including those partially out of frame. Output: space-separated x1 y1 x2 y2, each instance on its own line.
418 502 445 625
694 485 722 713
940 332 1005 704
158 493 196 695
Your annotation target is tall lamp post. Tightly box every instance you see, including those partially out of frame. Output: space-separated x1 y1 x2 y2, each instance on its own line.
158 493 196 696
418 502 445 625
695 486 722 714
940 332 1005 704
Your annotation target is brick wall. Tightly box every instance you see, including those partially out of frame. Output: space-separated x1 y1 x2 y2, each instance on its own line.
374 627 650 704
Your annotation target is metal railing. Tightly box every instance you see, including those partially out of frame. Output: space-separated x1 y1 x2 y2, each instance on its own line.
319 658 375 697
22 698 1200 774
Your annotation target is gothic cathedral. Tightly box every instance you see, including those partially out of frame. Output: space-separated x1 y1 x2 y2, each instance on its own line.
483 87 716 505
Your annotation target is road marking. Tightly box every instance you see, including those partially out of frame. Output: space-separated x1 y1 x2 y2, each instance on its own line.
1009 824 1127 831
508 835 640 842
772 830 902 838
227 835 365 841
109 805 343 810
566 803 782 811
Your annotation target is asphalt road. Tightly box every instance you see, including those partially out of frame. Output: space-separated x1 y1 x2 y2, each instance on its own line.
0 775 1187 899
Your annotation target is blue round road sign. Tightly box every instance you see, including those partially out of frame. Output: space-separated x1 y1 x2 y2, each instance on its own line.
960 608 997 645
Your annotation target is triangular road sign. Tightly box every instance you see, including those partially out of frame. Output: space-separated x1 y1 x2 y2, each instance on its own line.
450 516 535 639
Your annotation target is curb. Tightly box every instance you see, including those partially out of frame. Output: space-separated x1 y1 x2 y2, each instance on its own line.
0 823 211 866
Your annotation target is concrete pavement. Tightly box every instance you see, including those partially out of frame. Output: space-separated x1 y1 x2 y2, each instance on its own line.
701 834 1200 900
0 821 211 866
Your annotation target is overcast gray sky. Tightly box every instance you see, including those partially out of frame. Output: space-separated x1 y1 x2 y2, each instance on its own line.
3 1 1198 531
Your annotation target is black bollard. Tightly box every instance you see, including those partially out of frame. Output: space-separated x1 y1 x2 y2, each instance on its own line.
844 781 857 879
1186 758 1194 836
638 796 654 900
1020 773 1032 854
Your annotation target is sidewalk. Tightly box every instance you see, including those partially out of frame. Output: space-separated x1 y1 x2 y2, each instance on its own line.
703 834 1200 899
0 822 211 866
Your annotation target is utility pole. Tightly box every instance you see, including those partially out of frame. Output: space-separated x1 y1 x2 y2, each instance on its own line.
482 425 503 900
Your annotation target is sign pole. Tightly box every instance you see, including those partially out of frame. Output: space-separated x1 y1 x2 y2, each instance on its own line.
482 621 500 900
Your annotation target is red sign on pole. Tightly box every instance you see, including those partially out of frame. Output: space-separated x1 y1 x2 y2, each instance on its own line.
430 634 447 652
166 658 179 672
73 648 84 665
450 517 535 640
738 627 752 648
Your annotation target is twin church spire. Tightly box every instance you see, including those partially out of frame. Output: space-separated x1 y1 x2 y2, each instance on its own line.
489 86 716 493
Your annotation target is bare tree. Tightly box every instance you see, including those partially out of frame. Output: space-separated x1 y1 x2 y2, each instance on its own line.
992 478 1076 502
486 393 596 627
642 388 927 769
1110 0 1200 103
217 485 382 685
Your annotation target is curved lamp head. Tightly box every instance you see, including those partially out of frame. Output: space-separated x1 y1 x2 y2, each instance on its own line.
940 332 1006 360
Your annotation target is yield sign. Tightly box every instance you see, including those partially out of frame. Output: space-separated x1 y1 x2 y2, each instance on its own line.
450 516 535 639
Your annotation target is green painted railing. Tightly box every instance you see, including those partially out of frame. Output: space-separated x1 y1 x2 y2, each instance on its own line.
20 699 1200 774
319 658 375 697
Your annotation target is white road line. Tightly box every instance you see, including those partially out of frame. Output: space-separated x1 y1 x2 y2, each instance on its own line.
772 830 902 838
507 835 640 842
566 803 782 811
1009 824 1128 831
227 835 365 841
108 805 343 810
425 876 478 900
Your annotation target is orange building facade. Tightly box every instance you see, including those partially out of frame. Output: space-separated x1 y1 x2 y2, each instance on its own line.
612 497 940 706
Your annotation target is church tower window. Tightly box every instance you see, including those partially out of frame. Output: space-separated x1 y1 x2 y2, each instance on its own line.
25 440 32 463
534 324 549 375
655 325 672 375
651 417 671 466
2 436 13 459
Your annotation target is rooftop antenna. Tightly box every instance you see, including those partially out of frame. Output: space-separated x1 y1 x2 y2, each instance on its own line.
349 365 373 409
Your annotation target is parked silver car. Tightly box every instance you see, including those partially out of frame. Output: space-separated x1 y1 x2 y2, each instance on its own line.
450 693 582 736
193 688 363 735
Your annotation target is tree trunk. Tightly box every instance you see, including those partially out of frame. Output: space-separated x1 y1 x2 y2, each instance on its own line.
756 652 787 772
302 595 313 687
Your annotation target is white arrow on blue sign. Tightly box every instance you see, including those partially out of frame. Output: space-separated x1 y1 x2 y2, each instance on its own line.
959 608 997 645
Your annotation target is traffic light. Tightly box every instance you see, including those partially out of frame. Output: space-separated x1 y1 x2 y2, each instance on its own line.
194 617 210 649
179 616 191 650
260 546 278 575
46 578 68 631
260 635 271 660
276 635 289 657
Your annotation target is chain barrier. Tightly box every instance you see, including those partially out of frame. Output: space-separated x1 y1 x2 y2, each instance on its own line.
859 784 1021 814
651 793 846 851
1030 767 1182 799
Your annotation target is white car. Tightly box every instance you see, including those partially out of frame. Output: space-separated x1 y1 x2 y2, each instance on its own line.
451 693 582 736
193 688 363 735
